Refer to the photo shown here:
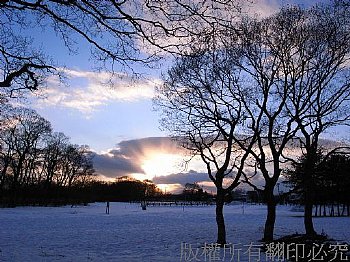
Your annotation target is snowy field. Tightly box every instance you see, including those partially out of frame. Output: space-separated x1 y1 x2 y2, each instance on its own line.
0 202 349 261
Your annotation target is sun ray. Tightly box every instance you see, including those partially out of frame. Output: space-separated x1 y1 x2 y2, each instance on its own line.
141 152 184 179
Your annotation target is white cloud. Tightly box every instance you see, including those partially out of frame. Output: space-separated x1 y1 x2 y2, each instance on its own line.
244 0 325 19
244 0 281 18
36 68 160 115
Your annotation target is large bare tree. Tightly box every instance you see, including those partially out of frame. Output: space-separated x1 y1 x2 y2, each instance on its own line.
220 7 304 241
155 30 256 244
280 2 350 236
0 0 242 100
156 1 350 243
233 2 350 240
0 105 96 204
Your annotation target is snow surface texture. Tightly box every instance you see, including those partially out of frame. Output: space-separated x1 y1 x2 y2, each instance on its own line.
0 202 349 261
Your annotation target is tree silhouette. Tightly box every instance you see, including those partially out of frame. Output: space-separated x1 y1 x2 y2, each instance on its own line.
0 0 243 101
285 152 350 217
156 1 350 243
155 30 257 244
229 3 350 240
0 106 96 205
278 2 350 236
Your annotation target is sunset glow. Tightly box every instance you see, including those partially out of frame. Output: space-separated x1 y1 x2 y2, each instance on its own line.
141 152 184 178
129 151 185 188
156 183 183 194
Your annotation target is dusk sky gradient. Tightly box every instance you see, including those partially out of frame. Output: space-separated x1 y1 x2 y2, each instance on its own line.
25 0 333 193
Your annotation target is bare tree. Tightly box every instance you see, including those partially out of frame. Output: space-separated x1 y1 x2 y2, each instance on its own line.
41 132 70 189
65 145 94 188
231 2 350 240
53 144 94 188
0 103 97 204
218 7 307 241
156 2 350 242
0 0 243 100
0 104 15 188
0 107 51 204
155 32 256 244
280 2 350 236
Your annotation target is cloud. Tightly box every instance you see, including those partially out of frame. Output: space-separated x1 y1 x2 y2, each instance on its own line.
92 135 346 193
92 137 183 179
152 170 209 185
36 68 160 115
242 0 281 18
114 136 181 156
242 0 324 19
92 152 144 178
153 170 216 193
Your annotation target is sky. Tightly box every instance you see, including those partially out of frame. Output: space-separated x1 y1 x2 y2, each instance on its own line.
23 0 334 193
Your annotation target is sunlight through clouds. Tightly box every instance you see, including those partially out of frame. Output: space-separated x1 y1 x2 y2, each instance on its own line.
156 183 183 194
141 153 185 178
91 136 345 194
36 68 160 116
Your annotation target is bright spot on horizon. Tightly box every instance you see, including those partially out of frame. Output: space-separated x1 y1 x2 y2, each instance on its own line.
130 152 185 191
156 183 183 194
141 152 184 179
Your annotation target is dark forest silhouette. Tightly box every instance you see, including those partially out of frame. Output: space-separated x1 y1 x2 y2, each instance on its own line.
284 152 350 217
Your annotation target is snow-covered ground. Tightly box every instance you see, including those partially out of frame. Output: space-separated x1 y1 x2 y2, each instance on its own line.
0 202 349 261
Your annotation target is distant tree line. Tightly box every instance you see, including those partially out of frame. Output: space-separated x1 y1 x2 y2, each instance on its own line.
0 105 212 206
0 106 169 206
0 105 95 206
93 177 163 202
181 182 212 201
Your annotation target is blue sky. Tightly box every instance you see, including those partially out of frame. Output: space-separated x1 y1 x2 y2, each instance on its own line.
29 0 329 152
25 19 164 152
33 71 163 152
23 0 333 192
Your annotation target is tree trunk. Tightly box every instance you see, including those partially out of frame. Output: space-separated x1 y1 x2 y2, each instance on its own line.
319 204 322 217
304 184 316 235
0 162 9 188
304 201 316 236
330 204 334 217
263 189 276 242
303 152 317 236
216 192 226 245
314 204 318 217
